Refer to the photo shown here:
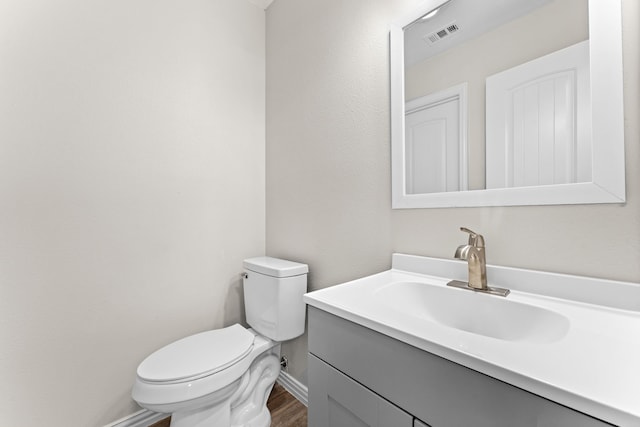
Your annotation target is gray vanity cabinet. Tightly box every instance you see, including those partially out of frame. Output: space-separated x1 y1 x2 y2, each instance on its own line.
307 307 612 427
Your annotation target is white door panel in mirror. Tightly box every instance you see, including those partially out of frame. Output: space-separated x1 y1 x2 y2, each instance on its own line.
405 83 467 193
486 40 591 189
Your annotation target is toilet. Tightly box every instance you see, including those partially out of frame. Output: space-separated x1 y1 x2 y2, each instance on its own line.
132 257 308 427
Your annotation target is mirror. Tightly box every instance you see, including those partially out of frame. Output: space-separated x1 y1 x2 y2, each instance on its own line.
390 0 625 208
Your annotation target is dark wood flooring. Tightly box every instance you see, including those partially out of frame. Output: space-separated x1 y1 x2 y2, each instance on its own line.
149 417 171 427
267 383 308 427
149 382 307 427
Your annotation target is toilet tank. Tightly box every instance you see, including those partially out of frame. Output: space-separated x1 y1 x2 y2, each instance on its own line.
242 257 308 342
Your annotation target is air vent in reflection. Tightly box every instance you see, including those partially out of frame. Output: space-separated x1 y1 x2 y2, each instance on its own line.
425 22 460 44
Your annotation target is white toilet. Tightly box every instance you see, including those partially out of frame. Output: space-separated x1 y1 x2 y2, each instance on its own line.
132 257 308 427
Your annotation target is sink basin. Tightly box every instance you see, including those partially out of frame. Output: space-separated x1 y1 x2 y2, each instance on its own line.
374 281 570 343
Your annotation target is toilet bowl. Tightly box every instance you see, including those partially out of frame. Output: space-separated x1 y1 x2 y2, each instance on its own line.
132 257 308 427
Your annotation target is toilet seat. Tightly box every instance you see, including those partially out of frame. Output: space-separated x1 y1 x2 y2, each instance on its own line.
132 329 277 412
137 324 255 384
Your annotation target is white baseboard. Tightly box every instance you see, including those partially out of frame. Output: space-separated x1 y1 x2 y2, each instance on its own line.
277 370 308 407
103 409 167 427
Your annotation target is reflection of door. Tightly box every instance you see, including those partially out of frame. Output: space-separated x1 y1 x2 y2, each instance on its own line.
486 40 591 189
405 83 467 194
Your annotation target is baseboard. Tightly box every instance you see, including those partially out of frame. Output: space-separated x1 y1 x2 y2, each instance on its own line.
277 370 308 407
103 409 167 427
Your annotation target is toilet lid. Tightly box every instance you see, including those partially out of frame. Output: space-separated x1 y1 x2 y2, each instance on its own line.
137 324 255 383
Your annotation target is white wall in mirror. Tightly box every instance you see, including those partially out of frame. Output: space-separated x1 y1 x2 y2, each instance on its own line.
390 0 625 208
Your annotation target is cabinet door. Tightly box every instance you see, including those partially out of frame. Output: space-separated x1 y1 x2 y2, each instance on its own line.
308 354 413 427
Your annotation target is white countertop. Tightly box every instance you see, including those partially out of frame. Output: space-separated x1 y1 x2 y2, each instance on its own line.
303 254 640 426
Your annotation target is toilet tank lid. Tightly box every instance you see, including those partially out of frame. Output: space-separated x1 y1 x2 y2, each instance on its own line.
243 256 308 277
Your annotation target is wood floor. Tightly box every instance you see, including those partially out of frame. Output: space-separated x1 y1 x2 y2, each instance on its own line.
267 383 308 427
148 383 307 427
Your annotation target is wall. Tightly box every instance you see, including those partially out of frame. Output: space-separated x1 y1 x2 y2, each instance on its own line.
0 1 265 425
266 0 639 386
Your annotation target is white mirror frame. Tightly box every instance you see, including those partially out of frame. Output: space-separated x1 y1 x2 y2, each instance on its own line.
390 0 625 208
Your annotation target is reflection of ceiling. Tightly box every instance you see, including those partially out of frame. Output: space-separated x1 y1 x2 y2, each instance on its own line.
247 0 275 10
404 0 552 67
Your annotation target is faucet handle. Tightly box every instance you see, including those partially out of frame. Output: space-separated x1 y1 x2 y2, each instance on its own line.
460 227 485 248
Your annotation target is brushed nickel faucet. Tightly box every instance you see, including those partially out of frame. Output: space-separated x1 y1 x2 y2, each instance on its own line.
447 227 510 297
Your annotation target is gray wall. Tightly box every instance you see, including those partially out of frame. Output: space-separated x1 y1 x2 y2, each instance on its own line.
0 1 265 425
266 0 640 385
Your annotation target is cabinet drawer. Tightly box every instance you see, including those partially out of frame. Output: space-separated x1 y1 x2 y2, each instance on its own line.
308 307 612 427
308 354 413 427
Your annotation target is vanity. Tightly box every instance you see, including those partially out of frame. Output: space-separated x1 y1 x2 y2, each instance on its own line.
303 254 640 427
301 0 635 424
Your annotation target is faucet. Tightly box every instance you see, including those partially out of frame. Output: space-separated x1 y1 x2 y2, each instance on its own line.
454 227 487 290
448 227 510 297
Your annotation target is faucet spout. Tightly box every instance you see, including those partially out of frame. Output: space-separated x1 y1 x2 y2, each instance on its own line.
454 244 471 260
